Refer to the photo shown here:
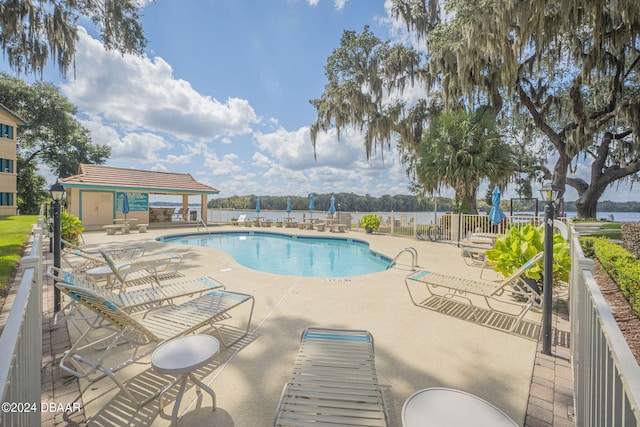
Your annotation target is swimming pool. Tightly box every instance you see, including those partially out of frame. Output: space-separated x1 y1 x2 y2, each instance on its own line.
158 231 391 277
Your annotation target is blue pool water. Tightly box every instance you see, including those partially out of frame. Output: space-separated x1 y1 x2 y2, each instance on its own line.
158 231 391 277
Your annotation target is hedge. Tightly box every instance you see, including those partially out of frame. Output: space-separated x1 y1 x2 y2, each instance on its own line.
581 236 640 317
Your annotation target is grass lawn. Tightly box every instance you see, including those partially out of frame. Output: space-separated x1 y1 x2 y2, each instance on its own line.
592 222 623 239
0 216 39 297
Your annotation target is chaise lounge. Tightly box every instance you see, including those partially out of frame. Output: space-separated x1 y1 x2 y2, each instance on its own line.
55 282 255 406
404 252 544 332
274 327 389 426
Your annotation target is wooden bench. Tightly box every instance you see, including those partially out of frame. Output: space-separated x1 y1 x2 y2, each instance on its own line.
103 224 125 235
137 223 148 233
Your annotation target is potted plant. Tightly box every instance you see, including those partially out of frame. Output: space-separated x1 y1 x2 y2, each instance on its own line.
360 214 381 234
485 224 571 289
60 211 85 246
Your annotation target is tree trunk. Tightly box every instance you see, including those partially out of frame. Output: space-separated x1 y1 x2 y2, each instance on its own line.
460 194 477 214
570 132 640 219
575 197 599 219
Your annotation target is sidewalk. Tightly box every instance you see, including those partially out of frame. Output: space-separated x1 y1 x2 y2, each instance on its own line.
40 246 86 426
525 298 575 427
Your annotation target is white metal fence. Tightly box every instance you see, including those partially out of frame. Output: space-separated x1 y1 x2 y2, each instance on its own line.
0 225 44 427
207 209 545 243
570 224 640 426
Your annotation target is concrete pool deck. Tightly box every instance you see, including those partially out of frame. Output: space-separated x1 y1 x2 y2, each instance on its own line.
35 225 571 426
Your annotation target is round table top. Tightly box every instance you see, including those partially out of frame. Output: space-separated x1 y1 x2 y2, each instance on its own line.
152 335 220 375
402 388 518 427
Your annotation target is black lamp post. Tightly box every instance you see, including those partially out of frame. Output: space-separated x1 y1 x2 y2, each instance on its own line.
50 181 65 313
539 181 560 355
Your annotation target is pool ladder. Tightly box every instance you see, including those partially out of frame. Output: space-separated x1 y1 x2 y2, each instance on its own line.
386 247 419 270
197 219 211 235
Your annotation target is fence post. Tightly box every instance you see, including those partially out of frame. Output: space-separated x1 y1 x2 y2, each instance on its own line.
390 211 395 234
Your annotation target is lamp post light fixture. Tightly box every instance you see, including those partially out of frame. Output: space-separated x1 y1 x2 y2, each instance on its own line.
539 180 560 355
49 181 65 313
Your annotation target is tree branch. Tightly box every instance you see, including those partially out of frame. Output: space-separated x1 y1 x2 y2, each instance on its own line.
516 80 563 149
566 177 589 196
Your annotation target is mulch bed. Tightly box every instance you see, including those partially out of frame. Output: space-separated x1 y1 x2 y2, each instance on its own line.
593 259 640 364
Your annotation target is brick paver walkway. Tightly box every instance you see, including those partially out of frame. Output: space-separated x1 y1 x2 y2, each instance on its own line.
525 299 575 426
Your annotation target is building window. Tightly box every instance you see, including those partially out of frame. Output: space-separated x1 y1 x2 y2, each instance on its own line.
0 193 14 206
0 124 14 139
0 159 14 172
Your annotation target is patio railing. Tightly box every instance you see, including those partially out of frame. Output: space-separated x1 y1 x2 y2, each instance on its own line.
569 223 640 426
208 209 545 244
0 224 44 427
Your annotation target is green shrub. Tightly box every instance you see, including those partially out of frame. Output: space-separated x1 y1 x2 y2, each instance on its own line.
580 236 596 258
61 212 84 245
486 224 571 285
583 237 640 317
360 214 381 231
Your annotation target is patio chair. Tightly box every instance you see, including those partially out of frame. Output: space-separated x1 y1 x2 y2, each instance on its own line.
274 327 389 427
62 239 178 274
48 266 226 344
49 266 224 312
460 233 498 278
61 239 145 272
237 214 252 226
404 252 544 332
84 249 183 291
55 282 254 406
173 207 188 221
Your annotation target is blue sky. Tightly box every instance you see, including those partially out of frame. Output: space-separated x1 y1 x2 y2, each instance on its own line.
17 1 638 203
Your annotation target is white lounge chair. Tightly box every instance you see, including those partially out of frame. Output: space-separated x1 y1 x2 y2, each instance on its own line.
48 266 225 343
236 214 252 227
55 282 254 406
274 327 389 426
83 249 183 291
404 252 545 332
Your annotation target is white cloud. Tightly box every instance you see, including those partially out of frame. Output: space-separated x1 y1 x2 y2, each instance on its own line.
61 28 258 142
254 124 389 171
116 133 171 163
79 116 171 162
305 0 347 10
251 152 273 169
203 151 244 177
334 0 348 10
165 154 191 164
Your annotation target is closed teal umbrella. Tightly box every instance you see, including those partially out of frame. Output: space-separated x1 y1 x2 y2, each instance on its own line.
308 193 315 220
121 192 130 220
328 195 336 216
256 197 261 215
488 187 506 225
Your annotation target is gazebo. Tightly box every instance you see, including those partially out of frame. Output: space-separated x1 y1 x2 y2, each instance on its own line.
60 164 220 230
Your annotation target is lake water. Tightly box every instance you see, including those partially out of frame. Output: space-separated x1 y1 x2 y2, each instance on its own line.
158 207 640 224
